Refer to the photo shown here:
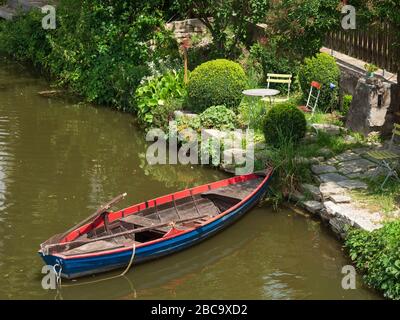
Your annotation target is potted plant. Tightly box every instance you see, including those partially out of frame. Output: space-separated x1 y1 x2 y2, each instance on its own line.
364 63 379 78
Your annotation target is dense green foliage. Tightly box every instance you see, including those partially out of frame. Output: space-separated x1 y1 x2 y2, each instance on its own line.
199 105 237 130
248 42 299 90
342 94 353 117
299 53 340 111
174 0 270 56
134 70 186 127
0 10 51 68
188 59 248 112
267 0 340 59
346 221 400 300
263 102 307 147
0 0 179 111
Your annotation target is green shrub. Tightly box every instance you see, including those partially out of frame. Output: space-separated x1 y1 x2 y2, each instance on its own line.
188 59 248 112
199 105 237 130
263 102 307 147
134 70 187 128
299 53 340 111
266 135 312 207
346 221 400 300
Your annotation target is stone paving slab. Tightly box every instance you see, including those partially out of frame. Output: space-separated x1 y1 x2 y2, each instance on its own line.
318 173 348 183
303 201 323 214
335 151 361 162
337 179 368 190
319 182 347 197
329 194 352 203
346 167 386 179
301 183 321 201
311 164 337 175
338 158 377 175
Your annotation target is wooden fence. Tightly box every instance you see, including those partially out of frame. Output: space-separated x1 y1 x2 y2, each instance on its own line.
325 22 398 73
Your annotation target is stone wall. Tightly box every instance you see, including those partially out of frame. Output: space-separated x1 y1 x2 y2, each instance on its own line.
165 18 208 45
334 53 400 137
346 78 400 137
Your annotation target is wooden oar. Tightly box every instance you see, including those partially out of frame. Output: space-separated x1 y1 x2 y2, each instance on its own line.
43 215 209 254
57 193 128 242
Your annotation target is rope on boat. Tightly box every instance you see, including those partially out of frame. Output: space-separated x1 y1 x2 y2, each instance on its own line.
53 263 63 288
121 242 136 276
57 242 136 288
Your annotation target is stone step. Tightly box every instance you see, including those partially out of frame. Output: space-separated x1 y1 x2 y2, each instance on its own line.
0 5 16 20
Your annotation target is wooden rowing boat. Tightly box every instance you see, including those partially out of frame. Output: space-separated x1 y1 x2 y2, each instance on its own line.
39 169 273 279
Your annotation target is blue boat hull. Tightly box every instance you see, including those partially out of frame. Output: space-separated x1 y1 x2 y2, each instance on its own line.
40 176 270 279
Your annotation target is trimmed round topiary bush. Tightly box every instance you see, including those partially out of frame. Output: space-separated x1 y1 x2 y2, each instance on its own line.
188 59 248 112
263 102 307 147
200 105 237 130
299 53 340 112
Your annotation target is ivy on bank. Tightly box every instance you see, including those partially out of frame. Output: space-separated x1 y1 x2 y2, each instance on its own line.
0 0 179 111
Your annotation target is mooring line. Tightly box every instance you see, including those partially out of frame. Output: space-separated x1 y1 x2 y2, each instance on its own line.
58 243 136 288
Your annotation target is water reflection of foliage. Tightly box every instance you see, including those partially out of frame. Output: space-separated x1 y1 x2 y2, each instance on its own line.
138 152 227 189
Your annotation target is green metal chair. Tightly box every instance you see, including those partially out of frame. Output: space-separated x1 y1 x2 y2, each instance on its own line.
367 123 400 189
262 73 292 104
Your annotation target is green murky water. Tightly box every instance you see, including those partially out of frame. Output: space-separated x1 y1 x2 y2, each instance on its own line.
0 60 380 299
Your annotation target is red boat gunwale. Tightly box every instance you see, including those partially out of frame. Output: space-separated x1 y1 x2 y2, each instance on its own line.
55 170 272 260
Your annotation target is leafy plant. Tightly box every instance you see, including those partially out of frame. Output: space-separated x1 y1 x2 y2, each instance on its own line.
342 94 353 117
199 105 238 130
299 53 341 112
134 70 187 127
263 102 307 147
176 115 201 133
346 221 400 300
188 59 248 112
364 63 379 73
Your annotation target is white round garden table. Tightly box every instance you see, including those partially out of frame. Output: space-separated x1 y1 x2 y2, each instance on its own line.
242 88 280 106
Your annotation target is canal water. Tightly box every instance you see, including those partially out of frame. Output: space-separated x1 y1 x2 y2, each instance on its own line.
0 60 380 299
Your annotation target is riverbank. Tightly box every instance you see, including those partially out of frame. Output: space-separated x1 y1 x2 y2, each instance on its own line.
0 60 383 299
1 4 399 300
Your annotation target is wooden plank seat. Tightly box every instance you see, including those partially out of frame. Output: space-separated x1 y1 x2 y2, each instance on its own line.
120 215 171 233
62 240 126 256
138 197 220 223
202 178 263 202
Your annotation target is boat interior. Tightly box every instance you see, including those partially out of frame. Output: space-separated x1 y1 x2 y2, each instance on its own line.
46 175 265 256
